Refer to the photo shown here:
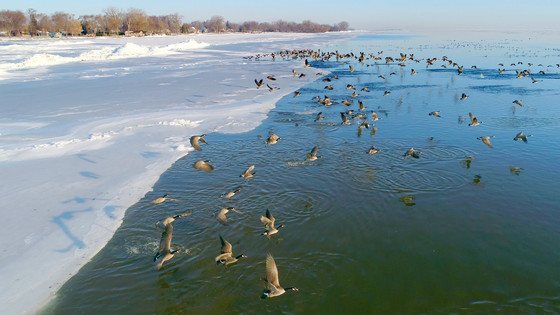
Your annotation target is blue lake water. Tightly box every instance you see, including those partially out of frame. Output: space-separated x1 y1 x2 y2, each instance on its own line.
45 33 560 314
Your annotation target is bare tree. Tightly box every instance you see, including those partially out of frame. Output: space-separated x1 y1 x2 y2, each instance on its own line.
79 15 102 35
68 19 82 36
125 8 147 33
37 13 52 35
103 7 122 35
166 13 182 34
51 11 70 34
27 8 38 36
337 21 349 31
208 15 224 33
0 10 27 36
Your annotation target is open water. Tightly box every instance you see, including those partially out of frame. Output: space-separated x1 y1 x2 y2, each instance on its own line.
45 33 560 314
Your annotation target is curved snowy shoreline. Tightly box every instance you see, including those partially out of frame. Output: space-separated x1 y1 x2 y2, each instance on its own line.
0 32 356 314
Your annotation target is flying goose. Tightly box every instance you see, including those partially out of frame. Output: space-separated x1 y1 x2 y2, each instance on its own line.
266 132 281 145
241 165 256 179
477 136 494 148
513 132 531 142
261 253 298 298
215 235 246 267
220 186 242 199
216 207 242 225
468 112 481 126
428 111 441 117
260 208 284 237
255 79 264 88
190 134 208 151
151 193 179 205
404 148 421 158
154 212 192 270
368 146 379 155
193 160 215 172
512 100 523 107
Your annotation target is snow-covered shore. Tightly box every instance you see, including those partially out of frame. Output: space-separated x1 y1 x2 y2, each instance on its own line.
0 32 355 314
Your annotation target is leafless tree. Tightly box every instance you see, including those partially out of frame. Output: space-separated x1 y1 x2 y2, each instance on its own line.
79 15 102 35
166 13 182 34
207 15 225 33
51 11 70 34
125 8 147 33
103 7 122 35
37 13 52 35
27 8 38 36
0 10 27 36
68 19 82 35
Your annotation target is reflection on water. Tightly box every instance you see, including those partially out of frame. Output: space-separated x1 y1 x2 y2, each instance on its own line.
45 34 560 314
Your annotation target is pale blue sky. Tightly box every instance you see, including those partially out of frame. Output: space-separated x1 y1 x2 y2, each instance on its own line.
4 0 560 32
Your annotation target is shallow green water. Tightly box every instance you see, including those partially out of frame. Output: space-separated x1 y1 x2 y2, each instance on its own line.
46 34 560 314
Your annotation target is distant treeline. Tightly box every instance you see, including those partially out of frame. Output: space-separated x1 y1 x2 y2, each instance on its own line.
0 8 350 37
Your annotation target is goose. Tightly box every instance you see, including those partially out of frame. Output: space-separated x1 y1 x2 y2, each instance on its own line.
215 235 246 267
151 193 178 205
347 84 356 90
513 132 531 142
154 212 192 270
255 79 264 88
384 91 390 96
342 99 352 106
261 253 298 298
531 77 539 83
261 208 284 237
468 112 481 126
461 93 468 100
267 84 279 92
368 146 379 154
359 100 365 110
361 87 370 92
266 132 281 145
411 69 417 75
314 112 324 122
428 111 441 117
510 166 522 175
477 136 494 148
324 85 333 90
292 69 297 77
193 160 215 172
266 75 276 81
294 91 301 97
306 146 319 161
349 65 354 72
220 186 242 199
404 148 421 158
371 112 379 121
513 100 523 107
340 112 351 125
305 59 310 67
352 91 358 97
190 134 208 151
399 195 415 206
216 207 242 225
241 165 256 179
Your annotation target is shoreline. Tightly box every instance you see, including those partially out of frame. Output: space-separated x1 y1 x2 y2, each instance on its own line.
0 32 353 314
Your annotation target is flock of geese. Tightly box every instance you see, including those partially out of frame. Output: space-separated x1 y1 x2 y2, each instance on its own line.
149 46 550 299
